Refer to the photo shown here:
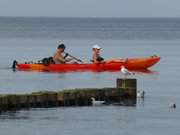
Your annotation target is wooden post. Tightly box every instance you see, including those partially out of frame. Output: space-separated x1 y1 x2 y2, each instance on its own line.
116 78 137 89
116 78 137 105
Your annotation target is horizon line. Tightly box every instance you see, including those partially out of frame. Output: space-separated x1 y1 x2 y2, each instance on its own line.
0 16 180 19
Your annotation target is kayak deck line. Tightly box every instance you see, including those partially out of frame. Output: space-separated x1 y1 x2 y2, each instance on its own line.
0 78 136 112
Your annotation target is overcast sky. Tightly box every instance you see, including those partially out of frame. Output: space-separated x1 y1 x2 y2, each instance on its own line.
0 0 180 17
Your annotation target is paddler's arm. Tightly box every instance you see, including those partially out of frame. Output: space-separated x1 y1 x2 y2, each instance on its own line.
64 58 73 62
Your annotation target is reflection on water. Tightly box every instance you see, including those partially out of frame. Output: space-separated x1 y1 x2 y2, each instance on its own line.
14 68 158 75
0 106 136 132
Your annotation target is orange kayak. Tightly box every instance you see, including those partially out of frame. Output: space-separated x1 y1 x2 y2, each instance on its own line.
14 56 160 72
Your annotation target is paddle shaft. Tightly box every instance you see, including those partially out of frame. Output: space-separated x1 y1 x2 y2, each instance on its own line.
64 52 84 63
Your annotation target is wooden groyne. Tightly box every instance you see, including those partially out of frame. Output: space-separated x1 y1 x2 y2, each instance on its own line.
0 78 136 113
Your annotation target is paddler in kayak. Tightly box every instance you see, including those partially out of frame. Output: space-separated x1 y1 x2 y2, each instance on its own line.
92 45 105 63
92 45 127 63
53 44 74 64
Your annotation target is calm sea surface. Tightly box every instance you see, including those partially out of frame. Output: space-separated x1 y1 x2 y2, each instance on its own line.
0 17 180 135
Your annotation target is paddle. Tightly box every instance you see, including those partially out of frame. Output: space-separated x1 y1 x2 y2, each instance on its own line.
64 52 84 63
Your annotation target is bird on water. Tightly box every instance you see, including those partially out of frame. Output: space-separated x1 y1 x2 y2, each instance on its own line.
137 90 145 98
91 97 105 106
169 102 176 109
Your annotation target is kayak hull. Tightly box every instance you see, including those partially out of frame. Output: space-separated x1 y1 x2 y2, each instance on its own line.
16 56 160 72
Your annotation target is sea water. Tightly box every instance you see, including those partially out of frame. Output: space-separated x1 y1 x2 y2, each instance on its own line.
0 17 180 135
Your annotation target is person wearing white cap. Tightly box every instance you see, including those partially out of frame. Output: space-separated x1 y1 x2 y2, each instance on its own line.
92 44 101 50
91 44 127 63
92 44 105 63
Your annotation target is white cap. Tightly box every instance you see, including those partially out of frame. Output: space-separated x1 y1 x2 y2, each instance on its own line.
92 44 101 49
